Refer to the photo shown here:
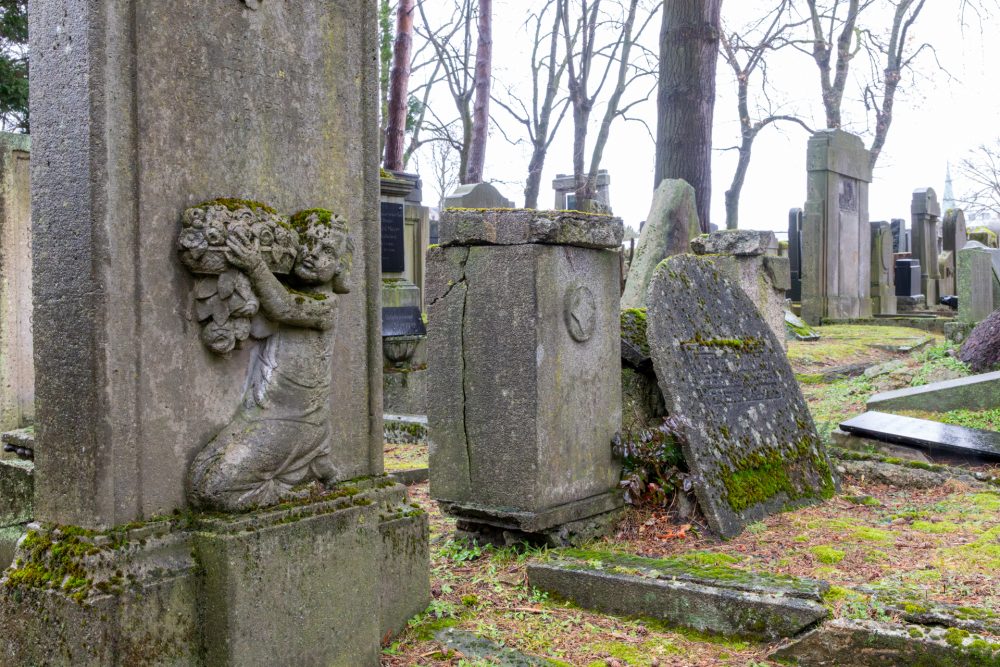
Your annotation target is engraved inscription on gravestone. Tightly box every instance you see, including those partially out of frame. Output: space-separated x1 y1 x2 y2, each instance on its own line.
381 201 405 273
383 306 427 337
646 255 836 539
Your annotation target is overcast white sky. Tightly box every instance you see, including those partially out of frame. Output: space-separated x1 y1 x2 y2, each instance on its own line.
411 1 1000 236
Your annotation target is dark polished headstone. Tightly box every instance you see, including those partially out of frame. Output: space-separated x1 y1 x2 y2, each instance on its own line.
788 208 803 302
895 258 922 297
381 201 405 273
382 306 426 337
840 411 1000 462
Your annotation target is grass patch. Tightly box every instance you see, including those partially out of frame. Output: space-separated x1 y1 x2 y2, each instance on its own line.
810 545 846 564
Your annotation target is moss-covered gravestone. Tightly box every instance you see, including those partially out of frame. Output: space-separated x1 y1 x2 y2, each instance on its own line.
646 256 836 538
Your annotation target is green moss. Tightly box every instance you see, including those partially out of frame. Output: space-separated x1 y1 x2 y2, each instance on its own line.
620 308 649 357
911 520 961 534
196 197 278 215
287 287 328 302
289 208 334 231
852 526 895 543
680 332 764 353
718 437 834 513
810 545 845 564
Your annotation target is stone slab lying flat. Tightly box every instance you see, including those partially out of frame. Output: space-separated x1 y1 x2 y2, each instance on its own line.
439 208 623 249
434 628 549 666
771 619 1000 666
867 370 1000 413
527 561 827 641
840 411 1000 462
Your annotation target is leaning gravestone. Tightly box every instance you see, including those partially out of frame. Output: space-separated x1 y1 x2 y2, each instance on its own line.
2 2 428 665
621 178 701 309
646 256 836 538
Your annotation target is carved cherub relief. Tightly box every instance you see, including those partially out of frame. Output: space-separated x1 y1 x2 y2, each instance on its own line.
178 200 355 511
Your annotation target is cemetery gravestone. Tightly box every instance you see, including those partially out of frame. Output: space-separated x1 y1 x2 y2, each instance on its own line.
0 133 31 432
870 221 897 315
553 170 612 212
646 255 836 538
621 178 701 309
802 130 873 325
788 208 803 302
942 208 968 297
890 219 908 254
2 2 428 664
911 188 942 307
428 208 624 545
958 242 994 324
444 181 514 210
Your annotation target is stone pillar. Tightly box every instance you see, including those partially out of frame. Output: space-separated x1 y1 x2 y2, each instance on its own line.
941 208 968 298
911 187 942 307
3 2 428 664
690 230 790 349
802 130 873 325
788 208 803 302
890 219 908 253
870 221 897 315
0 133 31 432
958 242 995 324
428 209 624 545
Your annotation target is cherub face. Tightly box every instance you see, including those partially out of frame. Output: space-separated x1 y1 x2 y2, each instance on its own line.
293 224 349 285
201 320 237 354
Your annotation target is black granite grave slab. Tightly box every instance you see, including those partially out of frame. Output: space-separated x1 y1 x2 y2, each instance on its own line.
381 201 405 273
382 306 426 337
840 411 1000 462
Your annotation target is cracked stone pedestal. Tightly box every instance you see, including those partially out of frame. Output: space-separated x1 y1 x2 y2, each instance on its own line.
1 479 429 666
427 209 624 546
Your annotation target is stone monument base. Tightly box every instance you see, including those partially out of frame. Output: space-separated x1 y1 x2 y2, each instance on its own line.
0 477 429 666
441 490 624 547
896 295 927 312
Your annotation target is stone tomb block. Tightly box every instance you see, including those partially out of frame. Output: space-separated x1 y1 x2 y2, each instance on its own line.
870 221 897 315
646 256 836 538
428 210 623 544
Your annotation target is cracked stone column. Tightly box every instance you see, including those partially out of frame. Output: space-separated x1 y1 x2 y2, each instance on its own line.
427 208 624 546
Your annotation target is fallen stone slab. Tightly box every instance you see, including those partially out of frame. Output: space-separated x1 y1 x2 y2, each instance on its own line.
434 628 550 666
771 618 1000 666
840 411 1000 462
786 310 820 341
830 429 932 464
831 447 998 488
867 370 1000 413
527 560 827 641
389 468 429 485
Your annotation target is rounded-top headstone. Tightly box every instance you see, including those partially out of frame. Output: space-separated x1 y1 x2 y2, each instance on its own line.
646 255 836 538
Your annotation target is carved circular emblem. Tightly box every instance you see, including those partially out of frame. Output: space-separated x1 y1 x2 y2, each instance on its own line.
564 285 597 343
242 0 262 9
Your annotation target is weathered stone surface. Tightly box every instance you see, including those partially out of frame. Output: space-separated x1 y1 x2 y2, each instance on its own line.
428 232 622 541
958 242 994 324
765 255 792 291
383 368 428 416
697 253 788 351
691 229 777 256
379 508 431 639
912 188 942 306
0 132 31 432
527 561 827 641
786 310 820 341
870 221 897 315
0 524 23 569
439 208 623 249
771 619 1000 666
30 0 384 528
646 255 836 538
830 429 932 463
621 178 701 308
867 370 1000 413
384 413 428 445
960 309 1000 372
802 130 873 325
0 458 32 526
443 181 514 209
434 628 550 666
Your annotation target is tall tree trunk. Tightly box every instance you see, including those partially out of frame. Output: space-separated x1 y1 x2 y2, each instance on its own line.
384 0 415 171
464 0 493 184
654 0 722 232
378 0 393 162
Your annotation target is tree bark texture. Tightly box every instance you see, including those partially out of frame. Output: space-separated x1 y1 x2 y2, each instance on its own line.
464 0 493 184
654 0 722 232
384 0 415 171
